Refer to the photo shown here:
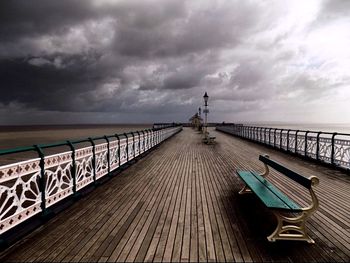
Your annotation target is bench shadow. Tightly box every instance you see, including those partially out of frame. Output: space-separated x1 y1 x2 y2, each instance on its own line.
224 191 312 260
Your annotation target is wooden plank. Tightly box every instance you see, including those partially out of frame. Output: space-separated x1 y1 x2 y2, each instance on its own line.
1 127 350 262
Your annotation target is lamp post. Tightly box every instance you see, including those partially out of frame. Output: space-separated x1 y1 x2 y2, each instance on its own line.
198 107 202 132
203 92 209 140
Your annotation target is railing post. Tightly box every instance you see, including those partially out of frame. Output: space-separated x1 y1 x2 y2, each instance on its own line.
67 141 77 195
316 132 322 161
331 132 338 165
88 138 96 184
305 131 310 156
123 133 129 162
269 128 272 145
34 145 47 216
295 130 299 153
264 128 267 144
104 136 111 177
274 128 277 148
287 129 291 152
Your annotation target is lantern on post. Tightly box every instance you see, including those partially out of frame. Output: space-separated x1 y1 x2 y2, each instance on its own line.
203 92 209 140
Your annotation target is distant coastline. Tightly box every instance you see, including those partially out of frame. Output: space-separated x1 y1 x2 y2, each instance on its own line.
0 123 153 132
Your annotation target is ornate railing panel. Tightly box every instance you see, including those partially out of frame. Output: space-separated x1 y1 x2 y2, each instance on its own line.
110 140 119 171
281 131 288 150
296 134 305 155
134 135 140 157
216 124 350 171
334 138 350 167
127 135 134 160
95 143 108 180
75 146 94 191
139 133 145 154
119 138 128 165
45 151 73 208
306 134 318 159
275 130 281 148
318 137 332 163
0 158 41 234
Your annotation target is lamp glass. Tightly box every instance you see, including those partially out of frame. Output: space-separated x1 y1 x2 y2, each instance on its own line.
203 92 209 104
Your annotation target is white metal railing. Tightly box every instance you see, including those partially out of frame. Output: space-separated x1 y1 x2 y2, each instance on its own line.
0 126 182 235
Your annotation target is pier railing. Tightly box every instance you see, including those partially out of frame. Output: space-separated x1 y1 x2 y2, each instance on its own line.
0 125 182 236
216 124 350 171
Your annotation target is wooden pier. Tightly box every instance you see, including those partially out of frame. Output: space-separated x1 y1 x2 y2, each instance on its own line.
0 128 349 262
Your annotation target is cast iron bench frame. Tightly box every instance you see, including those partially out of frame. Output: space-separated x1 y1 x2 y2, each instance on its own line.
202 131 216 144
237 154 319 243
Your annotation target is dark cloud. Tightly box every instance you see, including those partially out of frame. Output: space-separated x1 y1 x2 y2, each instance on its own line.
0 0 349 124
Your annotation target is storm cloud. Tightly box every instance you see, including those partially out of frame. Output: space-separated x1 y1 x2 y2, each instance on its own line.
0 0 349 124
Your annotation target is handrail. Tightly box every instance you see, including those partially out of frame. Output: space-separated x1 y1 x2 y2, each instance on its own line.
0 125 183 237
216 124 350 172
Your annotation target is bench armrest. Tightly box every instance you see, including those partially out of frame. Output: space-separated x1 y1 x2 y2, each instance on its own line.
302 176 319 212
259 154 270 178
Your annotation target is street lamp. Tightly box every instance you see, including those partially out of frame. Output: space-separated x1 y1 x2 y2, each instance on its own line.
203 92 209 140
203 92 208 106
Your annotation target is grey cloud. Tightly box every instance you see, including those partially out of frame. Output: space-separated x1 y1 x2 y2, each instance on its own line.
0 0 349 124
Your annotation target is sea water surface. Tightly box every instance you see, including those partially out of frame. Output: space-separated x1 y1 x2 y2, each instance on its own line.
245 122 350 134
0 124 152 150
0 123 349 164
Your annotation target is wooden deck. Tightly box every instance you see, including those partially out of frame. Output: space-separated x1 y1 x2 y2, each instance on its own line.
0 127 349 262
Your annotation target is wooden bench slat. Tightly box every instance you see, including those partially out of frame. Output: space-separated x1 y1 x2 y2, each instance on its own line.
237 171 301 212
249 171 301 211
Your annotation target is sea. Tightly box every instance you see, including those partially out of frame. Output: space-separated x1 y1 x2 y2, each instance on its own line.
244 122 350 134
0 124 152 150
1 123 349 150
0 123 349 165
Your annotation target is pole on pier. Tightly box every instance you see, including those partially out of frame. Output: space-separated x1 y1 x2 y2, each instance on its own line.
203 92 209 142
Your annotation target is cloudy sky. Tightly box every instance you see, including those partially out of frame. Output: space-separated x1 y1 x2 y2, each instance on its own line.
0 0 349 125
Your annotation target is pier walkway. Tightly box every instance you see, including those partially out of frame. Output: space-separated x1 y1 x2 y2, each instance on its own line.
0 128 349 262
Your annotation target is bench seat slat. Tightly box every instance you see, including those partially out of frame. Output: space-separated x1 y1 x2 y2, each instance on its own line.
237 171 301 212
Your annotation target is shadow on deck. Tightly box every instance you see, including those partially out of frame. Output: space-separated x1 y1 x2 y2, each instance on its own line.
0 128 349 262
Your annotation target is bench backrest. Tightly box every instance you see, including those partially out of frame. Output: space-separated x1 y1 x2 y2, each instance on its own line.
259 155 312 189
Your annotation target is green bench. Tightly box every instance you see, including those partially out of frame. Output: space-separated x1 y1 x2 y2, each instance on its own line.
237 154 319 243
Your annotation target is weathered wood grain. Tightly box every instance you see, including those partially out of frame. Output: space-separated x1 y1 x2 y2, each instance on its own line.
0 127 349 262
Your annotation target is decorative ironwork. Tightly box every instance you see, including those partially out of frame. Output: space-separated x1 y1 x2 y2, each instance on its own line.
109 140 119 171
306 136 317 158
95 143 109 180
134 136 140 157
0 158 42 234
75 146 94 191
44 151 73 208
318 137 332 163
281 131 288 150
119 139 128 165
296 135 305 155
216 124 350 170
333 138 350 167
0 126 182 236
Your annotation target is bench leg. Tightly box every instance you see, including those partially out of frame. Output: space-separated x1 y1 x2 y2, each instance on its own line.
267 211 315 243
238 184 252 194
